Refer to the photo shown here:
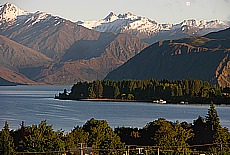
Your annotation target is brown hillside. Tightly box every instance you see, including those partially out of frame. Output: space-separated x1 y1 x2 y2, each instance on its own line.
0 35 52 70
0 66 39 84
36 34 149 84
106 28 230 87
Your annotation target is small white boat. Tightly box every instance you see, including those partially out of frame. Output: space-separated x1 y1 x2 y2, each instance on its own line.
180 101 188 104
153 99 166 104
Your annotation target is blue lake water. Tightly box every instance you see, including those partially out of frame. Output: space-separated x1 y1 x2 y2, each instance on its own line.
0 85 230 132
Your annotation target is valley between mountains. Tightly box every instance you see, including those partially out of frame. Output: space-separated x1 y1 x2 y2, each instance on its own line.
0 3 229 86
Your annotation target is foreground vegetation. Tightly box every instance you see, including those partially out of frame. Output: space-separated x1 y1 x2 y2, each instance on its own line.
57 79 230 104
1 103 230 154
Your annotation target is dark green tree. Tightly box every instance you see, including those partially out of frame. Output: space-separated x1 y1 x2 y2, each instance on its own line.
88 85 96 98
113 85 120 99
191 116 207 145
95 80 103 98
13 121 26 152
23 120 65 152
206 102 221 135
152 118 193 153
206 102 230 153
82 118 124 155
0 121 14 155
65 126 89 150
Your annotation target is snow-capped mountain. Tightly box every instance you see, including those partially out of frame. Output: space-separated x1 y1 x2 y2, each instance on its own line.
178 19 227 29
0 3 148 84
77 12 167 35
0 2 90 60
0 3 29 24
77 12 230 43
0 2 65 28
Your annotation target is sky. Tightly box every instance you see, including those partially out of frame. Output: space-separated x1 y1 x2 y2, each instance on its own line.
1 0 230 24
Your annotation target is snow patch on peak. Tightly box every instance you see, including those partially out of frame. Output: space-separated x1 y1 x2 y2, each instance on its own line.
118 12 140 20
178 19 228 29
78 12 229 41
77 11 162 35
104 12 118 22
24 11 55 26
0 3 29 22
34 11 50 20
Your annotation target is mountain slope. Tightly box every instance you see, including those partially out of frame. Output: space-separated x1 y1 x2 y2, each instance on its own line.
36 33 149 84
77 12 229 44
0 35 53 84
0 66 38 85
0 77 17 86
105 28 230 87
0 3 149 84
0 3 100 60
0 35 52 69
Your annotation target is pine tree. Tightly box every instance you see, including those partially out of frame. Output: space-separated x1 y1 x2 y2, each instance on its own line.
205 102 230 153
88 85 96 98
206 102 220 132
0 121 14 155
13 121 26 152
113 85 120 99
97 81 103 98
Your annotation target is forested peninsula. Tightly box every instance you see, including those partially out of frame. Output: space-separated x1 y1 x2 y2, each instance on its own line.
56 79 230 104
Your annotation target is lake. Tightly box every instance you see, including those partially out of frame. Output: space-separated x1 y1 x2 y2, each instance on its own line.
0 85 230 132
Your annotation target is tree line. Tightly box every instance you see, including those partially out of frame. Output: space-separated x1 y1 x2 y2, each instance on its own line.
1 103 230 154
57 79 230 104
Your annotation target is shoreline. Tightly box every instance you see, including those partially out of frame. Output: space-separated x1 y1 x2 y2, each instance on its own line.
55 97 151 103
54 97 230 105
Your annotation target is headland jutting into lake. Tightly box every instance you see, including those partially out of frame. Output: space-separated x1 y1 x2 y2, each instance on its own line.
55 79 230 104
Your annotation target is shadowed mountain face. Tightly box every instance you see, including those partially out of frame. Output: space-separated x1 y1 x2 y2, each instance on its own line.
61 32 119 61
0 35 52 69
0 77 17 86
0 35 53 84
36 33 149 84
105 28 230 87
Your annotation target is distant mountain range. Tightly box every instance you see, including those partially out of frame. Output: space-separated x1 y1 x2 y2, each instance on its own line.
105 28 230 87
0 3 148 84
77 12 229 44
0 3 229 86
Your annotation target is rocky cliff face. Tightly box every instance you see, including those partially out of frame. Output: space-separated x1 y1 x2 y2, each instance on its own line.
105 28 230 87
216 55 230 87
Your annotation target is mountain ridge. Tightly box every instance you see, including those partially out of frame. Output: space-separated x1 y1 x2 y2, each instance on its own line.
0 35 53 84
0 3 149 84
35 33 149 84
77 12 229 44
105 28 230 87
0 3 29 23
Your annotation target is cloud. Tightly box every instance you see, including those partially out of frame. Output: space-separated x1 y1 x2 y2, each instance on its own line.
224 0 230 2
